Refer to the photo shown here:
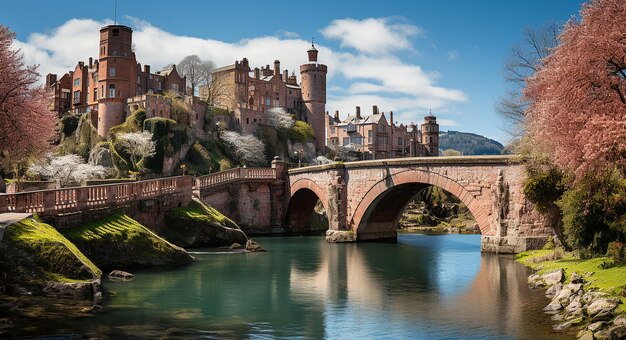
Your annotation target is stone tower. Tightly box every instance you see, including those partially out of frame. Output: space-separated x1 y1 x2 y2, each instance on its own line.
300 43 327 154
421 112 439 156
97 25 137 138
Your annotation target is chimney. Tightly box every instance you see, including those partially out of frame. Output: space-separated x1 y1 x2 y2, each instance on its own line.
373 105 378 115
78 61 84 68
390 111 394 126
46 73 57 86
144 65 150 74
356 106 361 119
334 110 340 121
274 60 280 76
242 58 249 68
254 67 260 79
89 57 93 68
283 70 288 81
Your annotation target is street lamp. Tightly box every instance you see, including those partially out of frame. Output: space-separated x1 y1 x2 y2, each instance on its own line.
294 150 301 167
215 122 220 138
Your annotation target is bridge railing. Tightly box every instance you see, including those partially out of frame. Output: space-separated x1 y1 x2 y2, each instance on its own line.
195 167 276 191
0 176 192 215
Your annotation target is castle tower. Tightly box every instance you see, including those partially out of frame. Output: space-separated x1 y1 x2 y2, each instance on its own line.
300 43 327 154
421 112 439 156
97 25 138 138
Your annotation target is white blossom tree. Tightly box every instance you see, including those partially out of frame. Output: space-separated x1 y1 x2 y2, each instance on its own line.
265 108 295 129
28 154 109 187
116 131 156 171
220 131 266 166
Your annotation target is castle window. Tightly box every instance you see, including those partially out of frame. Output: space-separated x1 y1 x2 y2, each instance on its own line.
137 76 140 84
73 78 80 86
172 83 179 92
94 88 98 101
274 99 279 107
246 118 249 124
331 127 336 134
112 29 119 36
429 136 434 143
265 97 270 106
109 84 115 98
109 67 116 77
343 137 349 146
368 130 373 140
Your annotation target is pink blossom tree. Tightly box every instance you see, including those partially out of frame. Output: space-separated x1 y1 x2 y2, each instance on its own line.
524 0 625 179
0 25 56 176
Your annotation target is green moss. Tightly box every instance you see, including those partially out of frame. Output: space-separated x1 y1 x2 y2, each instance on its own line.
4 218 102 282
290 120 315 142
57 113 102 159
62 213 191 268
517 249 626 313
169 200 238 230
109 109 146 137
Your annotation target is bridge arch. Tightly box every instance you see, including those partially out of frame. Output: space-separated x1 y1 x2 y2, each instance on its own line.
286 178 330 234
350 169 492 240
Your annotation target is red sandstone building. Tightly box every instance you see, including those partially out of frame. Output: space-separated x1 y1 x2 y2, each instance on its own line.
46 25 187 137
326 106 439 159
202 44 327 153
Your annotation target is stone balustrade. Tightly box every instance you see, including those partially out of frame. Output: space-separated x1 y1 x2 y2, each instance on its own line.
195 167 277 191
0 176 192 215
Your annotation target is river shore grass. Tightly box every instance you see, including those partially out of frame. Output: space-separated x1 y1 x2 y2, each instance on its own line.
516 249 626 314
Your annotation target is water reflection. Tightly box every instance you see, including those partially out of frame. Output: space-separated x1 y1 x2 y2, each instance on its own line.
11 235 570 339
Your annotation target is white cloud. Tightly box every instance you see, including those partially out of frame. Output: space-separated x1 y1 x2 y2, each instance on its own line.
276 30 300 38
447 50 460 61
437 119 459 127
14 17 466 128
321 17 422 54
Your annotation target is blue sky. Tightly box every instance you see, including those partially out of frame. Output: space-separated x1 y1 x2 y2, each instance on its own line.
1 0 584 143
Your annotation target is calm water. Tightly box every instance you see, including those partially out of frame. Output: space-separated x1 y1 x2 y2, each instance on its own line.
17 234 572 339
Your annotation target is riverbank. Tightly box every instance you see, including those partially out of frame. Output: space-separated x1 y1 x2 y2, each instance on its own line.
517 249 626 338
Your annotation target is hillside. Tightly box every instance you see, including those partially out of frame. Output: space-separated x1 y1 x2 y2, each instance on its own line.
439 131 504 155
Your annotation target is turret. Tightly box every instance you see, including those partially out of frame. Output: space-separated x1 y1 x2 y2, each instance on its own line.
421 112 439 156
300 43 327 153
96 25 137 138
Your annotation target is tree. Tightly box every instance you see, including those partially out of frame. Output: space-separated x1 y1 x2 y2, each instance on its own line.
116 131 156 171
265 108 295 130
220 131 266 166
442 149 462 156
177 55 215 100
495 22 560 139
28 154 109 187
0 25 56 175
524 0 626 179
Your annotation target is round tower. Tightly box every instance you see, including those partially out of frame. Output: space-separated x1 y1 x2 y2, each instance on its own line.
300 44 327 154
97 25 137 138
421 112 439 156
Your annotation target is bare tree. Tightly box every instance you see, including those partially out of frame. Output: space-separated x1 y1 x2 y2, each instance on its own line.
177 55 215 100
496 22 561 139
266 108 295 129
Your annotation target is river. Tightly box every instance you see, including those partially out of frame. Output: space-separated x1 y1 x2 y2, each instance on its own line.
14 234 572 339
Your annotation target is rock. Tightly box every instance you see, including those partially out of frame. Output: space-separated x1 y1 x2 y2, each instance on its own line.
577 330 594 340
228 243 243 250
109 270 134 280
554 316 582 331
80 304 102 314
246 239 267 252
551 313 565 321
593 329 611 340
613 315 626 326
325 230 356 243
588 321 607 332
546 282 563 298
565 296 583 314
570 271 585 284
544 298 564 312
586 298 621 318
582 291 608 305
43 281 93 299
543 268 565 286
528 273 543 288
608 325 626 339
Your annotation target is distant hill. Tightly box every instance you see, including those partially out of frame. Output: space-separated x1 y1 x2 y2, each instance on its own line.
439 131 504 155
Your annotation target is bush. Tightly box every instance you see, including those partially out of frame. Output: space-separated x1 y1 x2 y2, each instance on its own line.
558 168 626 255
290 120 315 142
523 166 566 213
606 241 625 262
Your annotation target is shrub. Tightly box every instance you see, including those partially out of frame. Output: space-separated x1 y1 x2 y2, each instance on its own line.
606 241 625 262
523 166 566 213
290 120 315 142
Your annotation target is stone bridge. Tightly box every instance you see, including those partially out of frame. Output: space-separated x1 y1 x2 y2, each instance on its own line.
286 155 552 253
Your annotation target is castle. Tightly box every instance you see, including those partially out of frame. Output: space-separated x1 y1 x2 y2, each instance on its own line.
47 24 439 159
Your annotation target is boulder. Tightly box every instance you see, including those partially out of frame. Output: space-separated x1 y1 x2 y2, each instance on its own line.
565 296 583 314
543 268 565 286
577 330 594 340
42 281 93 299
108 270 134 280
228 243 244 250
545 282 563 298
586 298 621 318
581 291 608 305
528 273 543 288
613 315 626 326
246 239 267 252
544 298 564 312
325 230 356 243
593 329 611 340
608 325 626 339
554 316 582 331
570 271 585 284
587 321 606 332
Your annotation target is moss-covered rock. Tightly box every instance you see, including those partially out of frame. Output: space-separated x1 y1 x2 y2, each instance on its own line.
164 198 247 248
62 214 193 270
0 218 101 294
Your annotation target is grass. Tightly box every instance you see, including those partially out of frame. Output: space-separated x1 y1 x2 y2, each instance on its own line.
4 218 102 282
168 199 238 229
517 249 626 313
62 213 190 267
